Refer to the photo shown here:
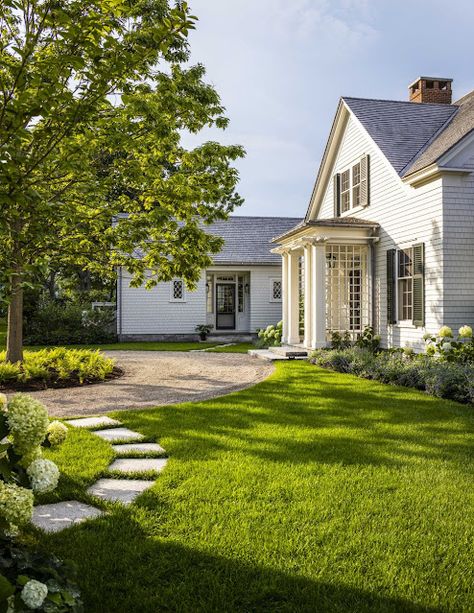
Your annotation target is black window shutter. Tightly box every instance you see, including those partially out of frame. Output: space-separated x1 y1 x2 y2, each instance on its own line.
412 243 425 327
386 249 396 324
360 154 370 207
333 173 341 217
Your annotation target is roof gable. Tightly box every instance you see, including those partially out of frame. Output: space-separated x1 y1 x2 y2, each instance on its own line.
343 97 458 175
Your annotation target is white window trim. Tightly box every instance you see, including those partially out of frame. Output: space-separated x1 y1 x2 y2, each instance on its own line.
395 246 415 326
338 156 367 216
169 279 186 303
269 278 282 303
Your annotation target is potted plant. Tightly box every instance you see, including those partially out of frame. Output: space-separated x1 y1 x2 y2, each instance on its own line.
195 324 213 341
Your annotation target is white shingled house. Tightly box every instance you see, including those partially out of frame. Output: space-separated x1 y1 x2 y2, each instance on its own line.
117 216 300 340
273 76 474 351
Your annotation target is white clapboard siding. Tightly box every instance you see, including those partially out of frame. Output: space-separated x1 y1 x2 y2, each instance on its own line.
316 114 444 350
119 266 283 336
441 145 474 331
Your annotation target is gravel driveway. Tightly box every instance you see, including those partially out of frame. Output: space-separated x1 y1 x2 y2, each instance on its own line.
26 351 274 417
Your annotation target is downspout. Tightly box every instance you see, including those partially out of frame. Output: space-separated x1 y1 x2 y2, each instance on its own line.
370 242 376 331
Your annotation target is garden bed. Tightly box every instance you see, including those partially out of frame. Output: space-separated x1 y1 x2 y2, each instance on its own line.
0 348 120 391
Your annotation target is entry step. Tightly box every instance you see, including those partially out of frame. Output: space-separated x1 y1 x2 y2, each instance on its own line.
269 345 308 358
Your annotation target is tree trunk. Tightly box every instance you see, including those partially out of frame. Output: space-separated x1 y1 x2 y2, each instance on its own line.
6 266 24 363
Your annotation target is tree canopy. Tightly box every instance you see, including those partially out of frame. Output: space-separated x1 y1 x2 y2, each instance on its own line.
0 0 244 361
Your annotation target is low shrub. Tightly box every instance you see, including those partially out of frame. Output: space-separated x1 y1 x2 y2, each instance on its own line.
256 321 283 347
0 348 116 389
329 326 381 352
24 300 116 346
0 394 81 611
310 347 474 404
423 325 474 364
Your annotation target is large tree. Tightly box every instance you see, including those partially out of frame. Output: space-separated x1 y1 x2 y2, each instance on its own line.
0 0 244 362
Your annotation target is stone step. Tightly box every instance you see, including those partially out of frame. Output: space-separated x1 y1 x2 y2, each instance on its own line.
269 345 308 358
66 416 121 429
112 443 166 456
109 458 168 474
32 501 103 533
87 478 155 504
92 427 145 442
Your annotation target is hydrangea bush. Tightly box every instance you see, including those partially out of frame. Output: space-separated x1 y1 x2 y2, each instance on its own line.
256 321 283 347
0 393 81 611
424 325 474 363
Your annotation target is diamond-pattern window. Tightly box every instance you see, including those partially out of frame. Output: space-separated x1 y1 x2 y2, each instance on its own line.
171 279 184 301
272 280 282 301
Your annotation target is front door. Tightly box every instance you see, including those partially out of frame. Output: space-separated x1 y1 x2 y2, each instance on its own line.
216 283 236 330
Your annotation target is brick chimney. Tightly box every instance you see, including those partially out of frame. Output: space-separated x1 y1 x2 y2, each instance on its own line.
409 77 453 104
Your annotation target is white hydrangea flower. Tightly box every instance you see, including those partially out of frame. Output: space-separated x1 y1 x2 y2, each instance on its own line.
441 342 452 352
458 325 473 339
6 394 49 455
21 579 48 610
27 459 59 494
438 326 453 338
0 481 34 527
47 421 68 447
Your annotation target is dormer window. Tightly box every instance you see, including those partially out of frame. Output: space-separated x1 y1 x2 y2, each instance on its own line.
333 155 370 217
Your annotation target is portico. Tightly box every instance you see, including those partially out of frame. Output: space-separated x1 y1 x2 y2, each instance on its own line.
273 218 379 349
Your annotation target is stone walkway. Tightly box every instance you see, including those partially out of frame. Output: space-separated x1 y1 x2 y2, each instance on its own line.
26 351 273 417
32 416 167 533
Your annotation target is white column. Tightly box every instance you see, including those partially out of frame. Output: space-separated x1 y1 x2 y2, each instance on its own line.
303 243 312 348
287 250 300 345
311 243 327 348
281 252 289 344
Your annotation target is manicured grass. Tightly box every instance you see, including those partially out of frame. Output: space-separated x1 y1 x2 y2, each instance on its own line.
36 362 474 612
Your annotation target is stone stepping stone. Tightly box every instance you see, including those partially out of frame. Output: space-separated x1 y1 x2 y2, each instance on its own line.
87 478 154 504
31 501 103 533
112 442 166 456
66 416 121 429
92 427 144 442
109 458 168 474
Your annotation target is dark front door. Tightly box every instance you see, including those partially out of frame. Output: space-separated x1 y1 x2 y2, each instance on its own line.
216 283 236 330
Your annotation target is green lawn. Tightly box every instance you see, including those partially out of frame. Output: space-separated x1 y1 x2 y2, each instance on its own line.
36 362 474 612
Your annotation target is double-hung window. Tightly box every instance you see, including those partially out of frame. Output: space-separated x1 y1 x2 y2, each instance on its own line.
386 244 425 326
333 154 370 216
398 248 413 320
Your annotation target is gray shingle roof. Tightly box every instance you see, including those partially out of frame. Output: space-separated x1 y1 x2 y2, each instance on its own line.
343 97 458 175
273 217 379 242
209 216 301 265
404 90 474 175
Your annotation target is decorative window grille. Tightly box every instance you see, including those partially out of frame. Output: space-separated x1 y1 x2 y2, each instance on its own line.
271 280 282 301
398 248 413 320
325 245 369 338
170 279 185 302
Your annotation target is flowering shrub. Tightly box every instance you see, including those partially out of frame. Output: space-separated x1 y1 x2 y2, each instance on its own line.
424 325 474 363
330 326 381 352
256 321 283 347
0 534 83 612
0 395 80 611
310 347 474 403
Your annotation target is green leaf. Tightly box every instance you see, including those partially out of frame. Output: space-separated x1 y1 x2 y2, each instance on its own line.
0 573 14 601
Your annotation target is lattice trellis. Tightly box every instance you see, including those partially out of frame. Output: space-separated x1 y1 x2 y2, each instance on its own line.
325 245 369 339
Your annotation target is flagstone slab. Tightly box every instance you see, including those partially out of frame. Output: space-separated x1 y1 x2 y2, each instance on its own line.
112 442 166 455
92 427 144 442
32 501 103 533
66 416 121 429
87 478 154 504
109 458 168 474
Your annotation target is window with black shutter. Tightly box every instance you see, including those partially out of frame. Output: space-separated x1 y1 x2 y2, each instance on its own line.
386 249 397 324
333 154 370 216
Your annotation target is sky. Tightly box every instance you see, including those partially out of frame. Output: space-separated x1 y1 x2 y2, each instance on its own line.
185 0 474 218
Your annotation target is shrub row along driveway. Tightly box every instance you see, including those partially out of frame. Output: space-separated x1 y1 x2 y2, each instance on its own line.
27 351 274 417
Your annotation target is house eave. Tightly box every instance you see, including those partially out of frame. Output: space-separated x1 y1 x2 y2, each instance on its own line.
402 163 470 187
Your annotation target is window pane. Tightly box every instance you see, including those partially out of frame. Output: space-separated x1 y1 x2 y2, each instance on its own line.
173 280 183 300
341 191 350 212
352 184 361 207
398 249 412 278
341 170 350 191
352 162 361 186
398 278 413 320
272 280 282 300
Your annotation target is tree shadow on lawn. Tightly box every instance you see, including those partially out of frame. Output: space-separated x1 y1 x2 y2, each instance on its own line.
115 363 474 470
43 507 443 613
